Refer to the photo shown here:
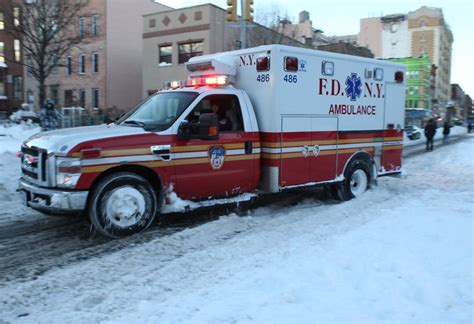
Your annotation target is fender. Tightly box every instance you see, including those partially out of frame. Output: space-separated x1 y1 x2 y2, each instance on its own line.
340 150 375 183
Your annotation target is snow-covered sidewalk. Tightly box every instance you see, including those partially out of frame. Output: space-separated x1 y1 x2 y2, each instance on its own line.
0 131 472 322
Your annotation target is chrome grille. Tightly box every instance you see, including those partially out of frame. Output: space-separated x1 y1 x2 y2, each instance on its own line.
21 146 49 185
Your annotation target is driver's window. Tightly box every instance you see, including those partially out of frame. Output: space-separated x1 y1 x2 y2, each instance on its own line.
186 94 244 132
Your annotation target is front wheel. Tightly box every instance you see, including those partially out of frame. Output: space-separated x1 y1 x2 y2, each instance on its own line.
89 172 159 238
335 160 371 201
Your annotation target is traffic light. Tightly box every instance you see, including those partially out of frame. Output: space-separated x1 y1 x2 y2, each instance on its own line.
226 0 237 22
244 0 254 21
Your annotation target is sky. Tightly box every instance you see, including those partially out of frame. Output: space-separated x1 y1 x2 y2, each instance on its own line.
157 0 474 97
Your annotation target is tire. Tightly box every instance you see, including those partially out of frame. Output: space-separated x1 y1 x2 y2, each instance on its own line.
89 172 159 238
335 160 371 201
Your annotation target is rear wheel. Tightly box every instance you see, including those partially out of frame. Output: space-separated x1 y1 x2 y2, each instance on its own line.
335 160 371 201
89 172 159 238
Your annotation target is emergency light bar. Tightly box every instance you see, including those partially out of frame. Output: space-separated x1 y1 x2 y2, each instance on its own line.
163 75 230 89
186 57 236 77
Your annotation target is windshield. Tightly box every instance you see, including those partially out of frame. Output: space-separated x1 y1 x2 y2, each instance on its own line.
119 91 198 131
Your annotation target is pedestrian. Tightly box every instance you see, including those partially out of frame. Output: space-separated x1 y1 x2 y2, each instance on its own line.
424 118 437 151
468 122 472 133
442 122 450 144
39 99 61 131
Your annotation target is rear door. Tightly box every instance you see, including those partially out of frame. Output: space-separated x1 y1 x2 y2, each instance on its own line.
382 83 405 171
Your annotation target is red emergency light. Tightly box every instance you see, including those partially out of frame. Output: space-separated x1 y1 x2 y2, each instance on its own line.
395 71 404 83
186 75 229 87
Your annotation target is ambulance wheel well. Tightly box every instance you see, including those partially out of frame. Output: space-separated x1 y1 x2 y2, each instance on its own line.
343 151 375 182
88 165 163 204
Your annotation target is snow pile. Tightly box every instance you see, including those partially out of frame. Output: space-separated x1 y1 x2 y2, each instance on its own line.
0 123 41 154
0 137 472 323
163 189 256 213
9 109 37 123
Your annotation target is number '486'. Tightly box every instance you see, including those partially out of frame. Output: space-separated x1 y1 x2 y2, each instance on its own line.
256 74 270 82
283 74 297 83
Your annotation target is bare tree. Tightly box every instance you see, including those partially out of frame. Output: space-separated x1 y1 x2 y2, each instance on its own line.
4 0 89 108
250 3 304 47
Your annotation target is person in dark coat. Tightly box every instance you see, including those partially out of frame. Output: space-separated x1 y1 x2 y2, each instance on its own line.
442 122 451 144
424 119 437 151
39 99 61 131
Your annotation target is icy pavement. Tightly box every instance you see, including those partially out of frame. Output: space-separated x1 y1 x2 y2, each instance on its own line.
0 131 472 322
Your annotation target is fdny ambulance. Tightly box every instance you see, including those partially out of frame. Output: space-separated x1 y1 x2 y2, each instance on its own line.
18 45 406 238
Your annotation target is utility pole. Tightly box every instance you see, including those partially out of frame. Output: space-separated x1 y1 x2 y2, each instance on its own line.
227 0 254 49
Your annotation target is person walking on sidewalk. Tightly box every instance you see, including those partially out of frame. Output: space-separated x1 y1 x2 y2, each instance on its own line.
424 119 437 151
442 122 451 144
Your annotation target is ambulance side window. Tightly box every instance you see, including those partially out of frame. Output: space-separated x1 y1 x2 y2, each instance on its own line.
186 94 244 132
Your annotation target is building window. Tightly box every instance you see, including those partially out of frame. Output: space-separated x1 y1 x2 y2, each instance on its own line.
159 44 172 65
92 52 99 73
0 81 5 97
92 15 99 36
91 88 99 108
0 42 4 63
13 76 23 100
79 54 86 74
14 7 20 27
50 85 59 105
178 41 203 64
50 55 59 74
66 56 72 75
26 55 33 76
13 40 21 62
0 12 4 30
79 17 85 37
79 89 86 107
149 19 156 28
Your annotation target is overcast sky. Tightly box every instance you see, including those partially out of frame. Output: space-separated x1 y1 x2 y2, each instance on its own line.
157 0 474 96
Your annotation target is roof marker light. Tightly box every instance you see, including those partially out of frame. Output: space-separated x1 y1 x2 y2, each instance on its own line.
395 71 404 83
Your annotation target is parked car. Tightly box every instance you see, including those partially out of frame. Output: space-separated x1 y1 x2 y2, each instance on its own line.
405 125 421 140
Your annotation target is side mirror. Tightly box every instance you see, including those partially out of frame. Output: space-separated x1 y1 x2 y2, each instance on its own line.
198 113 219 140
177 113 219 141
177 120 191 140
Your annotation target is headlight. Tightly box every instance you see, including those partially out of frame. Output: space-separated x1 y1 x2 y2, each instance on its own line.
56 157 82 188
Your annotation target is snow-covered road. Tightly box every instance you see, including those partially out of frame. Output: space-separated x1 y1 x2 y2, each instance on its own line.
0 125 472 323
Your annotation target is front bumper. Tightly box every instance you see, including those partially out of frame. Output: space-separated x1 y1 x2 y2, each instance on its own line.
18 179 88 215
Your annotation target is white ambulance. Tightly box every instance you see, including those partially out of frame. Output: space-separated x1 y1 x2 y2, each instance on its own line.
18 44 406 237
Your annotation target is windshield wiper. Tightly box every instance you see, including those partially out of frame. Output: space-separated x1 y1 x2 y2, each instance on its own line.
122 120 145 128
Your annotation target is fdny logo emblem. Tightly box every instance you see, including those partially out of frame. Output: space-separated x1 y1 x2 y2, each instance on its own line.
345 73 362 101
209 146 225 170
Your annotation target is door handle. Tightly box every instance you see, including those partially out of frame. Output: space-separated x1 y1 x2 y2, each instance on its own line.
245 141 253 154
151 145 171 161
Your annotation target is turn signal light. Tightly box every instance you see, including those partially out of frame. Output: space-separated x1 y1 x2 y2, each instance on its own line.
209 126 218 136
81 148 101 159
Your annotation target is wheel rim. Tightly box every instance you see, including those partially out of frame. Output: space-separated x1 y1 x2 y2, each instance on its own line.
104 186 146 228
350 169 368 197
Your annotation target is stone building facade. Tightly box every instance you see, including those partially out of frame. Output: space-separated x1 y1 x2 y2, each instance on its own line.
142 4 305 97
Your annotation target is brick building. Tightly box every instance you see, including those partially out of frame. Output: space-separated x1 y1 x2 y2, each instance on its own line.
24 0 170 119
0 0 24 114
359 6 453 114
